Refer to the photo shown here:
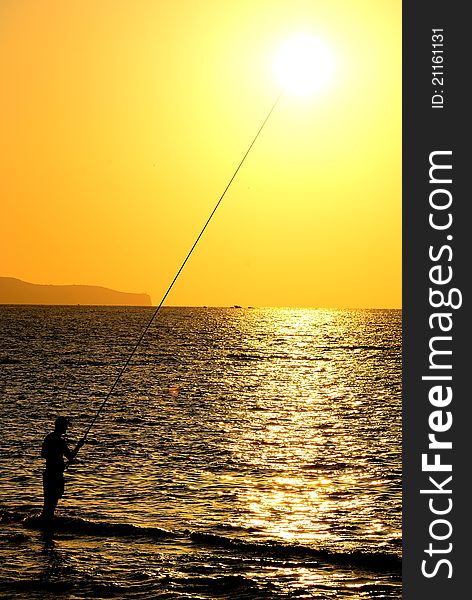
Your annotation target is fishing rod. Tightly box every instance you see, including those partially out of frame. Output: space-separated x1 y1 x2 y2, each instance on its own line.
72 93 283 458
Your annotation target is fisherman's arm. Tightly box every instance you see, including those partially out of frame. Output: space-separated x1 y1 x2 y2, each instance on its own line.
72 437 86 458
64 438 85 464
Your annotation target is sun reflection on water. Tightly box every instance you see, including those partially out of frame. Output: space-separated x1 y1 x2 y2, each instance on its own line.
202 309 402 555
1 307 401 598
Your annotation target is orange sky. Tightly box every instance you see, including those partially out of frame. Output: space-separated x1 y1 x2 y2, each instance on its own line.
0 0 401 307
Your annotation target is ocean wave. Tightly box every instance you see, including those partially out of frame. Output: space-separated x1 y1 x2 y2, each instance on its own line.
59 358 106 367
2 508 176 540
1 507 400 572
332 345 401 351
227 353 264 361
227 352 331 362
226 345 399 363
189 532 401 572
26 516 177 539
301 462 352 472
115 416 147 424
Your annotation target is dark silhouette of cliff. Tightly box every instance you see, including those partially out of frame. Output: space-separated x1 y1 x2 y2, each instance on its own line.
0 277 152 306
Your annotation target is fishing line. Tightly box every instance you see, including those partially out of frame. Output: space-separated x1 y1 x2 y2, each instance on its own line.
77 93 283 449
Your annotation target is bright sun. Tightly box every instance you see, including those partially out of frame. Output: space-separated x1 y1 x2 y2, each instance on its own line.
273 34 335 97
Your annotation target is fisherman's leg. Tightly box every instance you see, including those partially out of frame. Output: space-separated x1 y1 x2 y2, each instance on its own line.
42 483 57 520
41 471 52 520
42 488 62 520
41 471 63 521
42 496 55 521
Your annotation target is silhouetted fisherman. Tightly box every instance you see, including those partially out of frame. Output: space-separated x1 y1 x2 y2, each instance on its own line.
41 416 84 522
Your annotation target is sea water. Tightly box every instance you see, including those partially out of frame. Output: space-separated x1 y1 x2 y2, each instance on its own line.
0 306 402 599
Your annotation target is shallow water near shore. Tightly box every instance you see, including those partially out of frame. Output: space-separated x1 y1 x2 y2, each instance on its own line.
0 306 401 598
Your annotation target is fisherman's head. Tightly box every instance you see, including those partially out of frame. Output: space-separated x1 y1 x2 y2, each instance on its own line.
54 416 70 434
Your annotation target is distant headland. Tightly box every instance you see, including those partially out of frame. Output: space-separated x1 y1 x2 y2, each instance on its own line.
0 277 152 306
